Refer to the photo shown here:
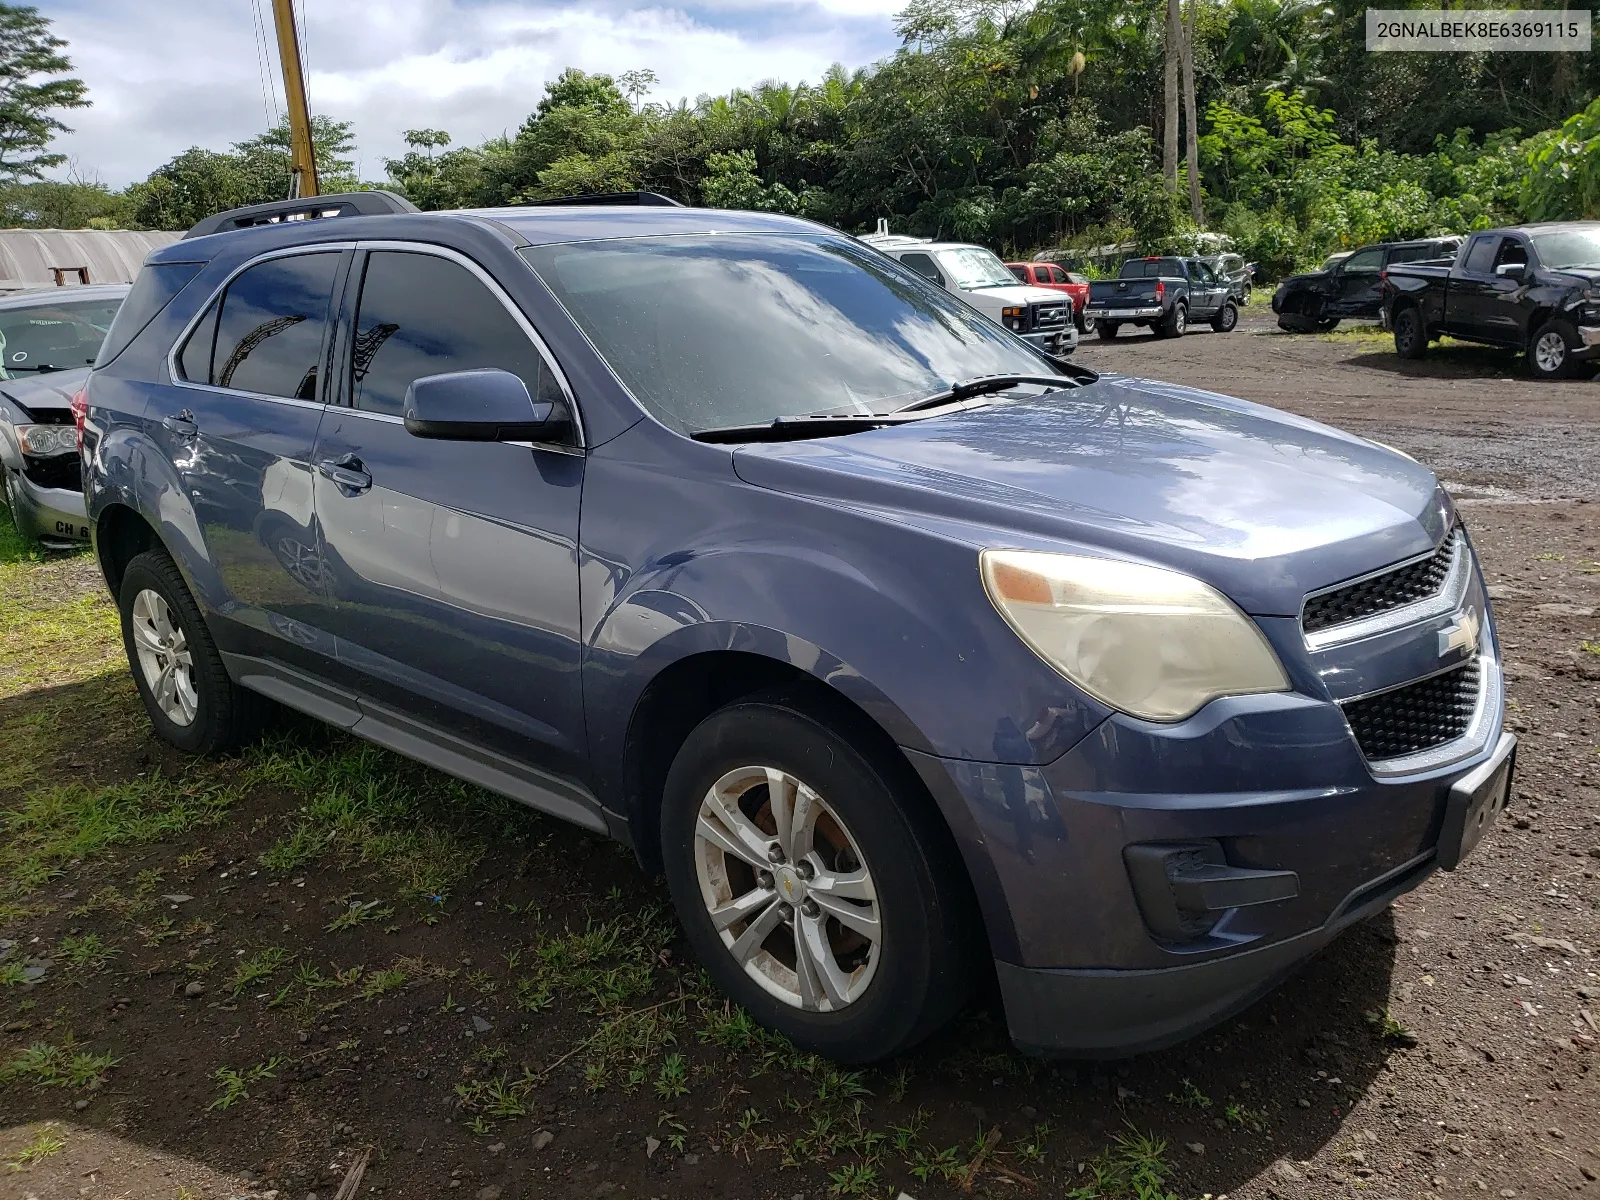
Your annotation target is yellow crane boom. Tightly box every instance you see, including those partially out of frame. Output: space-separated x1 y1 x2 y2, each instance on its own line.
270 0 319 198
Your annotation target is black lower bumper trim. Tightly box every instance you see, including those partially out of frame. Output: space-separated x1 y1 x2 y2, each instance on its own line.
997 850 1436 1058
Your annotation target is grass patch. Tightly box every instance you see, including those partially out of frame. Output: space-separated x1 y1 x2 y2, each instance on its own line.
208 1058 284 1111
0 1041 119 1089
245 735 537 907
229 947 293 996
1065 1130 1178 1200
0 773 239 899
4 1122 66 1169
57 932 118 969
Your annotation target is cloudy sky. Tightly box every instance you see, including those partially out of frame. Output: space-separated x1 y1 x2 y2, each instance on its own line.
43 0 907 187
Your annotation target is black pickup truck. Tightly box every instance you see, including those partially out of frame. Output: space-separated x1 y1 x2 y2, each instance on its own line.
1273 236 1462 332
1382 222 1600 378
1084 256 1237 339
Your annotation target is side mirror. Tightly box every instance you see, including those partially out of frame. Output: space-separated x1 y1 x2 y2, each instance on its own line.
403 368 567 442
1494 262 1526 282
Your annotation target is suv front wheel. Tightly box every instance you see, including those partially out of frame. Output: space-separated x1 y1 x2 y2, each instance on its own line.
660 695 975 1062
118 548 264 755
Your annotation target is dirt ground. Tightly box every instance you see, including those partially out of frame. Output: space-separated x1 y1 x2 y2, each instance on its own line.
2 312 1598 1200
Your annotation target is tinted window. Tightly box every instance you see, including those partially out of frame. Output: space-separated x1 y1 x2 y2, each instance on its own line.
1119 259 1183 278
1008 265 1028 282
98 264 201 367
1388 244 1438 264
0 297 124 378
1343 249 1384 274
1493 238 1528 269
520 233 1058 434
179 301 218 384
351 251 562 417
900 252 943 284
1047 265 1069 284
1463 237 1497 275
198 253 340 399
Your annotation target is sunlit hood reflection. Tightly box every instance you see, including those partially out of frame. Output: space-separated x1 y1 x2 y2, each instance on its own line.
731 374 1447 617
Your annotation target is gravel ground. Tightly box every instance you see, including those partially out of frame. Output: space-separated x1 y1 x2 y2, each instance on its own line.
0 314 1597 1200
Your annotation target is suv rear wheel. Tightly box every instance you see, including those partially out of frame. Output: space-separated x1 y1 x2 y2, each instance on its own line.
118 548 264 754
660 695 975 1062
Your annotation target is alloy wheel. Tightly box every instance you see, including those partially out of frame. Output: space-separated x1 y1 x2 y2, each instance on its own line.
693 765 881 1012
130 588 198 726
1535 330 1567 375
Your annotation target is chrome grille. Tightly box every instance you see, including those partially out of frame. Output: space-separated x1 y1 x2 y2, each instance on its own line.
1342 659 1481 762
1031 302 1069 330
1302 529 1461 635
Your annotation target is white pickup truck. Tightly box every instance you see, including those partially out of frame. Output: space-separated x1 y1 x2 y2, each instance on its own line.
861 230 1078 357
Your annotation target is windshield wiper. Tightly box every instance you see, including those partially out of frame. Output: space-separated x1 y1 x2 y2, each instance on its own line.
692 413 924 444
893 371 1094 414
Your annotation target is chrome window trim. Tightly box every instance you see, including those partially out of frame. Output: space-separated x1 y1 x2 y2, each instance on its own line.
165 242 355 407
352 239 585 448
1301 527 1469 651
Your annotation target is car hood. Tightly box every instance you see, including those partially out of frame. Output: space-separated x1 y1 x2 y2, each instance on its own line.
968 284 1067 306
0 366 89 419
731 374 1449 616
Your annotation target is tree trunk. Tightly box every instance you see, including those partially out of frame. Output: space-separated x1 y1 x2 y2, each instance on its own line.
1163 0 1180 189
1182 0 1202 223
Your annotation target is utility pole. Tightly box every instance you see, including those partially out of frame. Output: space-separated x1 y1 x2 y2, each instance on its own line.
270 0 319 197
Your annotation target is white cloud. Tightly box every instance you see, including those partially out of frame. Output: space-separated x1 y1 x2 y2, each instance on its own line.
46 0 904 188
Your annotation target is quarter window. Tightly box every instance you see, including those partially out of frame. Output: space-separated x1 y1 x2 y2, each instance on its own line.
349 251 564 418
181 252 340 400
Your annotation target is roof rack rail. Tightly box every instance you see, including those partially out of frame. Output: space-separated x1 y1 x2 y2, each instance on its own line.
183 190 420 240
525 191 684 208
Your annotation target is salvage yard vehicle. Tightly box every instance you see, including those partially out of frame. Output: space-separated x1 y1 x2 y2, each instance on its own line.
1200 252 1256 305
862 230 1077 356
1006 261 1094 334
1084 256 1238 338
82 191 1512 1063
0 282 128 546
1273 236 1462 333
1382 222 1600 379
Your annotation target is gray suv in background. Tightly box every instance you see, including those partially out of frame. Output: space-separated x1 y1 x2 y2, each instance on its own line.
0 284 128 546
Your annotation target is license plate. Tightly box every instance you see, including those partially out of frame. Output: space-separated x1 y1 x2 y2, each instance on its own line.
1437 734 1515 871
1107 309 1141 318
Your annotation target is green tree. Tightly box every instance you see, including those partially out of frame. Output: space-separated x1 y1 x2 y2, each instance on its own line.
1521 97 1600 222
0 3 88 183
0 178 132 228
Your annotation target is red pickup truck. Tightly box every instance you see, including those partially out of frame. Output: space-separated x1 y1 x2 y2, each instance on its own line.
1007 262 1094 333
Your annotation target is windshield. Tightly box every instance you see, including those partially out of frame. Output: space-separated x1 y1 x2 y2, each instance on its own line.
936 246 1019 290
1531 229 1600 271
520 234 1053 433
0 297 121 377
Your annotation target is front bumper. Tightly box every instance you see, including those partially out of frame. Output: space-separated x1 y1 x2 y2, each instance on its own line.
1576 324 1600 357
1083 306 1162 321
1022 326 1078 355
4 463 89 545
905 568 1507 1056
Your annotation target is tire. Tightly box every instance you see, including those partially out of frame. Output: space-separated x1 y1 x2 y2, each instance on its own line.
1315 318 1340 332
1096 322 1120 340
1392 305 1427 359
1241 284 1252 305
659 695 976 1063
1210 301 1239 333
118 548 264 755
1528 318 1581 379
1076 308 1096 336
1156 302 1187 338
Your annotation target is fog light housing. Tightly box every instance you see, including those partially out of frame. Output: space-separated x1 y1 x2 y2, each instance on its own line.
1124 841 1299 944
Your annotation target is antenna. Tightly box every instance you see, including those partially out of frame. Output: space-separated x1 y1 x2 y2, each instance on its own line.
270 0 319 198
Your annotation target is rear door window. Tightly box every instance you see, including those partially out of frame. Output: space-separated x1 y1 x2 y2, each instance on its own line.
1462 237 1498 276
1342 249 1384 274
349 250 565 418
179 251 341 400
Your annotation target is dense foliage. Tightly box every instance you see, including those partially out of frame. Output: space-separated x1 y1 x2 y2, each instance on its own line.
9 0 1600 276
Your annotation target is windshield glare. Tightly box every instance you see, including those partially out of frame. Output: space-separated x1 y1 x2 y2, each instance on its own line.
0 298 121 376
1531 230 1600 271
521 234 1054 433
936 246 1019 290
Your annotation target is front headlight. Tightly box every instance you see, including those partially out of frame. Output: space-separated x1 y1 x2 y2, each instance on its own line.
1001 305 1026 331
16 424 78 456
980 549 1291 722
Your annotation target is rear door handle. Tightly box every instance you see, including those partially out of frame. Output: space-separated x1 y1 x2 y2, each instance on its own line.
317 454 372 494
162 410 197 440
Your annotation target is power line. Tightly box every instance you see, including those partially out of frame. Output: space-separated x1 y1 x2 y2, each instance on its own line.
249 0 284 129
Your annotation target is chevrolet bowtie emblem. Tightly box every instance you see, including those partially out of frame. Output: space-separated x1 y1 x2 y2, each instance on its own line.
1438 609 1481 658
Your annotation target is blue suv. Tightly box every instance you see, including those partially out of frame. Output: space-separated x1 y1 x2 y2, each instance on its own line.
81 191 1514 1062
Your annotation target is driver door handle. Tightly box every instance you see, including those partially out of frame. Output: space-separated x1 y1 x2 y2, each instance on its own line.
317 453 372 494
